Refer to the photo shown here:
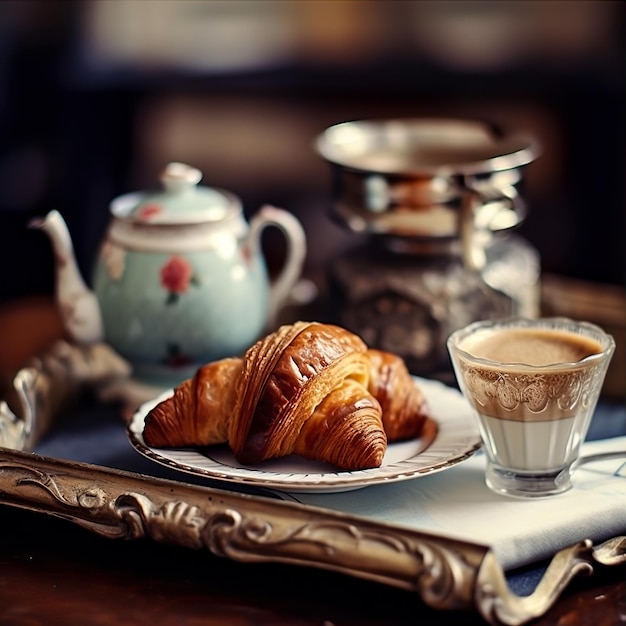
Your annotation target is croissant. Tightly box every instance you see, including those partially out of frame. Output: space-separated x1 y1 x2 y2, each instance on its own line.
143 322 429 470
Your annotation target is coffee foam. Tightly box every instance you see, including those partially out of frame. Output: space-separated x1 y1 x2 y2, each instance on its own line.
459 327 602 367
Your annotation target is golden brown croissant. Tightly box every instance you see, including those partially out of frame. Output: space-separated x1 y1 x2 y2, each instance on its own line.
143 357 241 448
143 322 428 470
366 349 429 441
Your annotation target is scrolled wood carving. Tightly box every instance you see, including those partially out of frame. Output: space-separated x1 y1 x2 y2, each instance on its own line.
0 447 485 613
116 494 206 547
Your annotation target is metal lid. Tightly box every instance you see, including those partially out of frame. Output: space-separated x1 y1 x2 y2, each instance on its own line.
315 118 538 177
315 118 540 240
125 162 235 224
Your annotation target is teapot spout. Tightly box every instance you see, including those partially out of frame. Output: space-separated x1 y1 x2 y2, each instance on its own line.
29 210 104 345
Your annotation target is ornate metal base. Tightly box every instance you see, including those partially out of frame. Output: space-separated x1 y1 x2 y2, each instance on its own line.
327 246 512 382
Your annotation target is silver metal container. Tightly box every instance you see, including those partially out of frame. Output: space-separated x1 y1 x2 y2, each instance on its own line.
316 118 541 381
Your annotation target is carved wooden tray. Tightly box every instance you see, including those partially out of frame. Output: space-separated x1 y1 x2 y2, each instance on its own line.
0 341 617 626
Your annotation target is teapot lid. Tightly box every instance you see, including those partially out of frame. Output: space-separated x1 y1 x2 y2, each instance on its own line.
126 162 236 224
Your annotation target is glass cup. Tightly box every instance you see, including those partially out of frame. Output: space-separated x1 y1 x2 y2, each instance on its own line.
447 317 615 498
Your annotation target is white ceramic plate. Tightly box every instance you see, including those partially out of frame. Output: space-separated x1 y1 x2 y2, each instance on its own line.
127 377 482 493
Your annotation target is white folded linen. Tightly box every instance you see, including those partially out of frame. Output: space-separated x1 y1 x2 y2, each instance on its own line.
292 436 626 570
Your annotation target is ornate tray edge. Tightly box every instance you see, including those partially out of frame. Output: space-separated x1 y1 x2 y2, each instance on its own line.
0 343 603 626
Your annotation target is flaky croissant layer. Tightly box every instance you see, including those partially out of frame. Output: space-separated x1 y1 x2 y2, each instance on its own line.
143 321 429 470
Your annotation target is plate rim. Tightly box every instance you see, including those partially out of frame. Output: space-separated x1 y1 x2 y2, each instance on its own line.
127 377 482 493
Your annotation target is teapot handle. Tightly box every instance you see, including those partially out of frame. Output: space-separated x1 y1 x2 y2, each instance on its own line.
247 205 307 329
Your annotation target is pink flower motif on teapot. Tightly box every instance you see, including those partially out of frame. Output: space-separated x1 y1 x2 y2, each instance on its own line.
100 241 126 280
241 243 253 266
163 344 194 368
160 255 198 304
137 204 163 221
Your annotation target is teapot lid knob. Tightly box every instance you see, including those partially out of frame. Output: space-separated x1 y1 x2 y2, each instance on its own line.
161 162 202 194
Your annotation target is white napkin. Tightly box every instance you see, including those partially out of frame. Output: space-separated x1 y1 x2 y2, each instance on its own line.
291 436 626 570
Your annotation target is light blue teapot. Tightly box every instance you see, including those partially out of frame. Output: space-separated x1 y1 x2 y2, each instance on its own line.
31 162 307 385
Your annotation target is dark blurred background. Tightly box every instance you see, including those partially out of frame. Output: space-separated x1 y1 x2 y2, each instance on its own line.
0 0 624 303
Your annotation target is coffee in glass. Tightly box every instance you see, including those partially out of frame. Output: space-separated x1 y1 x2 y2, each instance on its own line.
447 317 615 498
